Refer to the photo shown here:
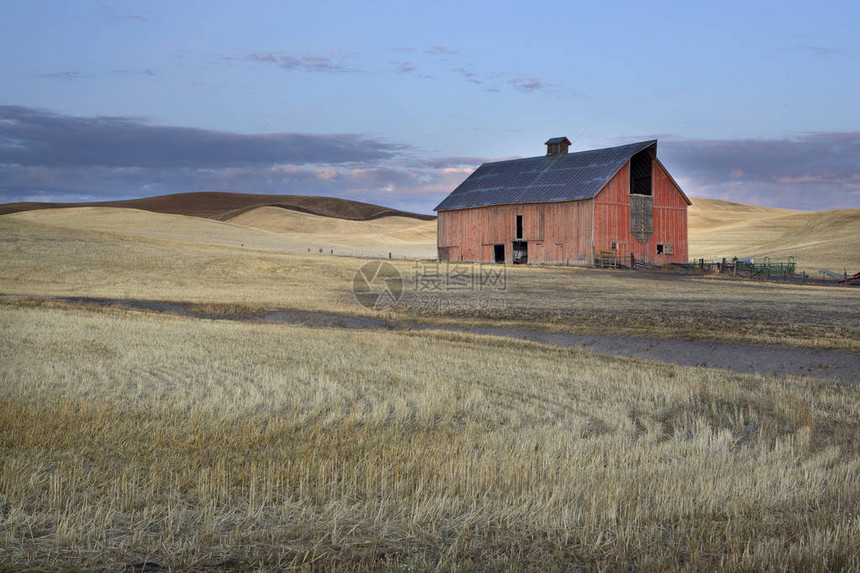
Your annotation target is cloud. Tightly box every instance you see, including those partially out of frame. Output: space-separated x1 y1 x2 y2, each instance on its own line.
659 133 860 210
102 6 150 22
244 51 360 73
413 156 485 169
427 46 458 55
0 162 463 215
0 105 478 214
40 69 157 81
14 108 854 213
391 60 416 74
450 68 563 94
239 45 566 96
0 106 406 169
508 77 544 92
110 68 157 77
501 73 565 94
779 46 857 57
40 71 89 81
454 68 481 85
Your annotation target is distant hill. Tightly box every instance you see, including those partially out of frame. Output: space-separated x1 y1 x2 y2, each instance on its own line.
1 205 439 259
3 192 856 273
688 198 860 273
0 191 436 222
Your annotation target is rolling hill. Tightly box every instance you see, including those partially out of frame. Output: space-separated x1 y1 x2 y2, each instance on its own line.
1 193 857 273
688 198 860 274
0 203 438 259
0 191 436 222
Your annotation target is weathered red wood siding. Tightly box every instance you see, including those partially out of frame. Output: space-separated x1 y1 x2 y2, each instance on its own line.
593 159 688 265
653 158 689 264
437 200 593 264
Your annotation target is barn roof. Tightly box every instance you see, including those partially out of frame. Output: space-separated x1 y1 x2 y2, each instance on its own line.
434 139 658 212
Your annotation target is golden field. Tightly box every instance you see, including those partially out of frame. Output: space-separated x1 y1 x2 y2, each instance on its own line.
688 198 860 274
227 206 437 259
2 304 859 571
4 194 859 273
1 201 859 571
1 206 858 349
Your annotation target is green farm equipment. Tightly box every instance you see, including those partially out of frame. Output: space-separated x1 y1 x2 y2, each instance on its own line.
735 256 795 278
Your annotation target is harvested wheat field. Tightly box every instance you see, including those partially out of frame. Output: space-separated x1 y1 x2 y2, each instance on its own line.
227 206 437 258
2 205 859 350
0 192 438 259
1 199 859 571
688 198 860 274
2 206 859 349
5 192 859 274
2 304 859 571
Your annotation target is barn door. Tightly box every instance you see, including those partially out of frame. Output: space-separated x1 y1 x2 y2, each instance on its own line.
438 246 460 262
613 241 628 263
512 241 528 264
493 244 505 263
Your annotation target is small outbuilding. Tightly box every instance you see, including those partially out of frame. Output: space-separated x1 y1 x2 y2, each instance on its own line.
434 138 691 266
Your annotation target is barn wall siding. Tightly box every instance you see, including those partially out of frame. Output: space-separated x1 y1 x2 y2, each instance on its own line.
653 158 689 263
437 200 593 265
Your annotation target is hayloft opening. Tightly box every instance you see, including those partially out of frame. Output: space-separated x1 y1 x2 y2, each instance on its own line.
516 214 523 239
630 150 652 196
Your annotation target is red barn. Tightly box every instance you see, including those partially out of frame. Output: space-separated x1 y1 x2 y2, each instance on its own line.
434 138 691 266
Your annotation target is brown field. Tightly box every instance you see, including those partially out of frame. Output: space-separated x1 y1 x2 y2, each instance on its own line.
1 200 859 570
0 191 436 221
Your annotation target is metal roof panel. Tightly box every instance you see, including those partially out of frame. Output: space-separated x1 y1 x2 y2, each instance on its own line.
434 140 657 211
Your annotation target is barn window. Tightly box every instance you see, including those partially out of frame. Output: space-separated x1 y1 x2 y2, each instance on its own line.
630 150 652 196
516 215 523 239
656 244 664 255
665 244 674 255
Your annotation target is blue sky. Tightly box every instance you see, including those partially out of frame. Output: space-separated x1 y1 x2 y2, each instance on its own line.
1 0 859 212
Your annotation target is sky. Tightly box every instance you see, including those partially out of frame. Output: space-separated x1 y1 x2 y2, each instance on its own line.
1 0 859 213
